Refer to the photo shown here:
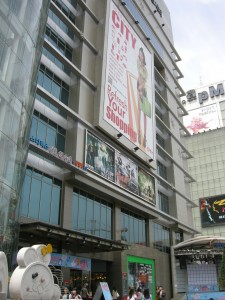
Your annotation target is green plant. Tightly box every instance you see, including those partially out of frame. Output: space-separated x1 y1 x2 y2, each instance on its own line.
219 246 225 290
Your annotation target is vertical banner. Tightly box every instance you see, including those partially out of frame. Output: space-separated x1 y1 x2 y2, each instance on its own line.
104 2 154 159
115 150 138 195
138 168 155 203
85 131 115 181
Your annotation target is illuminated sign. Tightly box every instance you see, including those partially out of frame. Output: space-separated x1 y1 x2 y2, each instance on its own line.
185 83 224 105
103 2 155 160
200 194 225 227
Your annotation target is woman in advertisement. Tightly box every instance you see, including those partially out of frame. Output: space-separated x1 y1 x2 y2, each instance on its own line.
137 47 151 148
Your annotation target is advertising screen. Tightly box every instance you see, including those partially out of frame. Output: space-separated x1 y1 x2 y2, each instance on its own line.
103 2 154 159
200 195 225 227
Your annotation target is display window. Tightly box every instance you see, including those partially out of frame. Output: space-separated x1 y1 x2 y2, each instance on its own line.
127 256 155 300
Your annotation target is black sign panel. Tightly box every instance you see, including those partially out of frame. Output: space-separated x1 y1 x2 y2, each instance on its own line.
200 195 225 227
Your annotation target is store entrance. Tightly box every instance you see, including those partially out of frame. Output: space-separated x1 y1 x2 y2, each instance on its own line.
70 269 91 292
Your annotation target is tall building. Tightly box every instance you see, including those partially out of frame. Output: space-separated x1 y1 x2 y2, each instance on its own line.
172 82 225 298
183 81 225 234
0 0 196 299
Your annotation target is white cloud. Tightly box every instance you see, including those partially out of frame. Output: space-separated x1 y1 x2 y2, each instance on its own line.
166 0 225 91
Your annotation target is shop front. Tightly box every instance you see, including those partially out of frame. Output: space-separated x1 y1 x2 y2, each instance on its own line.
126 256 155 300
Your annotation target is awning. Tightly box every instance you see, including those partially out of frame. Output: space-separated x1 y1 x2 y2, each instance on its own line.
173 235 225 256
19 222 130 253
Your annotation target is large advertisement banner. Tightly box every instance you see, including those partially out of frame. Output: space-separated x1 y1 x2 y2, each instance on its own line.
183 103 221 134
200 195 225 227
104 2 154 159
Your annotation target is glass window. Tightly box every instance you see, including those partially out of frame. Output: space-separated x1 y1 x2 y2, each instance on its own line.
157 161 167 180
20 173 31 216
72 189 112 239
39 182 52 222
153 222 171 253
20 167 62 225
29 178 41 219
158 191 169 214
121 209 146 245
51 185 60 225
127 256 155 296
72 190 79 230
30 110 65 151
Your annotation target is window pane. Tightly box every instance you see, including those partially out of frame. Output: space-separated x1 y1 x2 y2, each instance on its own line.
29 178 41 219
78 195 86 233
72 191 79 230
51 185 60 225
20 174 31 216
39 182 51 222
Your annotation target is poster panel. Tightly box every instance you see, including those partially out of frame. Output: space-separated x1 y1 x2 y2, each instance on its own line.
50 253 91 271
138 168 155 203
115 150 138 194
85 131 115 181
183 103 221 134
200 195 225 227
103 2 154 159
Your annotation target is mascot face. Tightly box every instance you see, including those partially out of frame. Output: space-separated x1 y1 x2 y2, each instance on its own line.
0 243 61 300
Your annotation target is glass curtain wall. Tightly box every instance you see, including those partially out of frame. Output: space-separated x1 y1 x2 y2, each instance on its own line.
0 0 50 270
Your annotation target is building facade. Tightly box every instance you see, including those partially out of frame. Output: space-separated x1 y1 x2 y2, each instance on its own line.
183 80 225 234
0 0 196 299
172 81 225 297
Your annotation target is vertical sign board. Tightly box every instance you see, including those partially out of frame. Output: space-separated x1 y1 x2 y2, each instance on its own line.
103 2 155 160
93 282 112 300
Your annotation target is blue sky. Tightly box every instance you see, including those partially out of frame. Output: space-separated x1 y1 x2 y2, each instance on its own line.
166 0 225 92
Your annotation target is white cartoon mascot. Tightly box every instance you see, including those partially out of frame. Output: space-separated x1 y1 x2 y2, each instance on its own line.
5 244 61 300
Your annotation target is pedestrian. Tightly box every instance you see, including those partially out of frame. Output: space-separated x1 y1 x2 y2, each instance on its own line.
136 287 143 300
158 287 166 300
112 286 120 300
127 288 137 300
81 283 89 300
143 288 151 300
62 287 70 299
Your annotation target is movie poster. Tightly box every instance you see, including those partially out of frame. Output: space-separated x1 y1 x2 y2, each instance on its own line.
85 131 115 181
103 2 154 159
138 169 155 203
115 150 138 194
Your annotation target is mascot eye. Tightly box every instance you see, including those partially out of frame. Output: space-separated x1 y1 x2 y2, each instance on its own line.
32 272 39 279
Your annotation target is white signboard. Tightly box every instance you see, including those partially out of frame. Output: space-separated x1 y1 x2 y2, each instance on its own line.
183 103 222 134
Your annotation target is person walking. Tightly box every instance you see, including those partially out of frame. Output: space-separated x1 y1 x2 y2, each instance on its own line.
62 287 70 299
127 288 137 300
158 287 166 300
81 283 89 300
112 287 119 300
143 288 151 300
